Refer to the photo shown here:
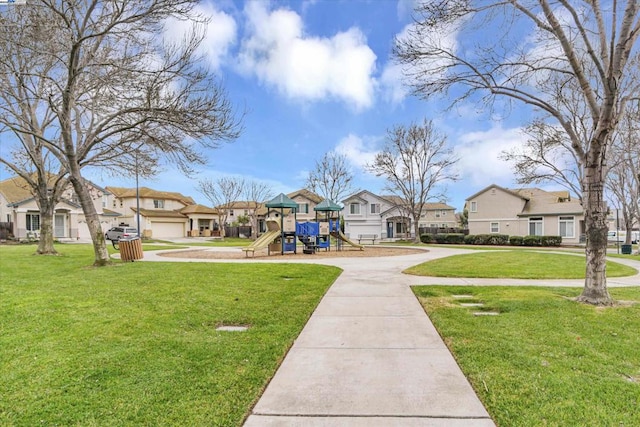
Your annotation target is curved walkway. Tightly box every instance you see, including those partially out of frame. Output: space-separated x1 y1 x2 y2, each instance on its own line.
137 246 639 426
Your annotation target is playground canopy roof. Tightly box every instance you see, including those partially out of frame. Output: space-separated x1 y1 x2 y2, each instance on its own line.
314 199 342 212
265 193 298 209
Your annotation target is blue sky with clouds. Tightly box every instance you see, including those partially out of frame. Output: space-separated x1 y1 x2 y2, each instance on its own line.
90 0 533 212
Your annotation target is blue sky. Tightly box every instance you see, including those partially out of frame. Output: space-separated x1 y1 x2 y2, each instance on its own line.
88 0 532 212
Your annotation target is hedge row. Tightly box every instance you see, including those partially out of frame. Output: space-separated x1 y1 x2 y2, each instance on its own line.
420 233 563 247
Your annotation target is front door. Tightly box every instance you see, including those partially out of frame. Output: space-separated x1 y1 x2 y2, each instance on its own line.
387 221 394 238
54 214 66 238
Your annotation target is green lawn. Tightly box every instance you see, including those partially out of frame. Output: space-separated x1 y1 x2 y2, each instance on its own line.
0 244 341 426
413 286 640 427
404 251 638 278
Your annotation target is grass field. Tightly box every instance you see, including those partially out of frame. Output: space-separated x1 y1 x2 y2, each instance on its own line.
404 250 638 278
0 244 341 426
413 286 640 426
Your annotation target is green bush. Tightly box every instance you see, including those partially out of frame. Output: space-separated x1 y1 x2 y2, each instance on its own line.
434 234 448 244
464 234 509 245
509 236 524 246
523 235 542 246
444 233 466 244
541 235 562 246
420 233 435 243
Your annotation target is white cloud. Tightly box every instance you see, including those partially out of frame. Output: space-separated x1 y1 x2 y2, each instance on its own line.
165 3 236 70
454 125 525 187
334 133 379 170
238 2 377 110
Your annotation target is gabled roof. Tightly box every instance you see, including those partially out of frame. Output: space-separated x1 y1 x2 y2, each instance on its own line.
180 204 218 215
514 188 583 216
106 186 195 205
465 184 528 201
288 189 323 204
1 174 106 207
133 208 188 219
342 190 390 205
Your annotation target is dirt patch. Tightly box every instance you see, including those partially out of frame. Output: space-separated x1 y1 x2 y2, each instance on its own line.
157 245 426 260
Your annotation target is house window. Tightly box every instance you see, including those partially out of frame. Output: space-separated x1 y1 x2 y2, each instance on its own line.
529 217 543 236
26 213 40 231
349 203 360 215
559 216 575 238
297 203 309 214
113 199 116 208
396 222 407 234
153 199 164 209
244 209 249 216
102 195 108 208
441 210 446 216
229 210 234 216
370 203 380 214
470 201 477 212
436 211 441 217
490 222 500 233
119 199 123 208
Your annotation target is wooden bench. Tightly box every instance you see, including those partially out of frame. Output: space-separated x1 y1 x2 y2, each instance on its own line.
357 234 378 244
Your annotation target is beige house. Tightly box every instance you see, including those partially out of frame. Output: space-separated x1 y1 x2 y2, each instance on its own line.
0 175 117 240
465 184 584 244
106 186 217 238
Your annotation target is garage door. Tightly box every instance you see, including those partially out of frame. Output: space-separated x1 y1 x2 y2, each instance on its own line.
151 221 186 238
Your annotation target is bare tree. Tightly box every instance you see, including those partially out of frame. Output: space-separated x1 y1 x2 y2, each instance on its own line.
198 177 244 238
243 180 274 239
501 120 584 200
306 152 356 203
607 104 640 246
395 1 640 305
366 120 459 242
0 1 241 266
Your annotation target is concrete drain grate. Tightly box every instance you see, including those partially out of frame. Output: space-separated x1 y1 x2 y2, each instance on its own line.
473 312 500 316
216 325 250 332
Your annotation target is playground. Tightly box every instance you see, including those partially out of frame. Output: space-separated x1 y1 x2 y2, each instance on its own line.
157 244 423 260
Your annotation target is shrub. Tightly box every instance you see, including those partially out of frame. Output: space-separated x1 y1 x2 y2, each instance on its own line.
541 235 562 247
434 234 449 244
420 233 435 244
464 234 509 245
523 235 542 246
509 236 524 246
444 233 466 244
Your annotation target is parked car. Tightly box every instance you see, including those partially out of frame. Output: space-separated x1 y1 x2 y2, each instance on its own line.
105 226 138 241
608 230 639 244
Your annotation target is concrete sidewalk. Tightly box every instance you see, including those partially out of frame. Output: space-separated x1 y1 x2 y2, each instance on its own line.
242 247 495 426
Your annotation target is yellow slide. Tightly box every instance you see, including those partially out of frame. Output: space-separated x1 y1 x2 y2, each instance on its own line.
242 219 281 256
330 230 364 250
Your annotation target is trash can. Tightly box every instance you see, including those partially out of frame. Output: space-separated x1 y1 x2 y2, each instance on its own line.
621 244 632 255
119 237 144 261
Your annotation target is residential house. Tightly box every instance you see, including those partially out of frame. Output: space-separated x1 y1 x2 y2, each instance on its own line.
341 190 457 240
106 186 217 238
465 184 584 244
287 189 324 222
0 175 116 240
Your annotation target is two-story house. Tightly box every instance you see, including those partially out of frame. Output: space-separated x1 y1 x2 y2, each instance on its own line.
0 175 116 240
341 190 457 240
106 186 217 238
465 184 584 244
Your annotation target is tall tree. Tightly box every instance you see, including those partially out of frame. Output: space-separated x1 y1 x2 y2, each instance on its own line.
395 1 640 305
197 177 244 238
306 152 356 203
607 103 640 246
0 1 241 266
243 180 273 239
366 120 459 242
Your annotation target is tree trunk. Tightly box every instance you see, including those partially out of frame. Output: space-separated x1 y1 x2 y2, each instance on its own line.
36 198 57 255
413 216 421 243
68 173 110 266
577 158 612 305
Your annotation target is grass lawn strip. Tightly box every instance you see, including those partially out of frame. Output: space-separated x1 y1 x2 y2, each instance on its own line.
404 250 637 279
413 286 640 427
0 244 341 426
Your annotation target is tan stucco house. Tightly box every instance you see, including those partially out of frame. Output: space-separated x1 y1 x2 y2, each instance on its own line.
465 184 584 244
106 186 218 238
0 175 118 240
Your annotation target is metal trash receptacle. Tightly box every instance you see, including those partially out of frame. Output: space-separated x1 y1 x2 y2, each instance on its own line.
621 244 632 255
119 237 144 261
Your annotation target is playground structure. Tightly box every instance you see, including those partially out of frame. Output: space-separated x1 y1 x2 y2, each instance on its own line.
242 193 364 257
